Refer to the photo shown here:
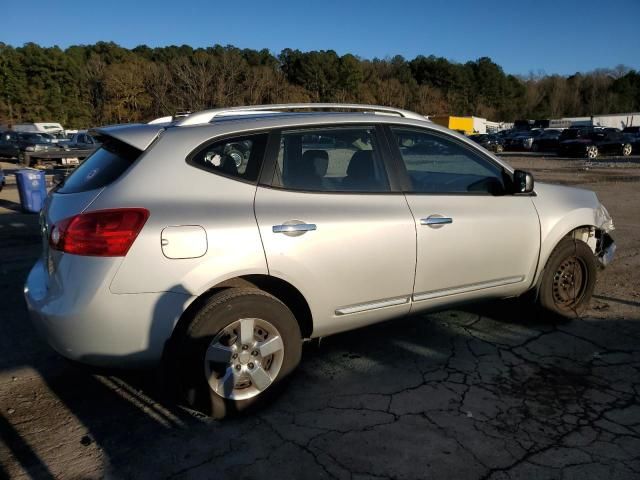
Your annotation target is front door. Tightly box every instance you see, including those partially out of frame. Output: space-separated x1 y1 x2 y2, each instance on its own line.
386 126 541 311
255 125 416 337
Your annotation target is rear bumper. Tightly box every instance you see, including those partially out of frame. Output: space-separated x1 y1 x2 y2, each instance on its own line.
24 258 192 368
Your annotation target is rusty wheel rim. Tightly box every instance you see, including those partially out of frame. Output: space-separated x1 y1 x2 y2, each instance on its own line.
552 255 588 311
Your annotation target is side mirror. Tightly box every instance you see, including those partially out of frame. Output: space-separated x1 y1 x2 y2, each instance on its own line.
513 170 534 194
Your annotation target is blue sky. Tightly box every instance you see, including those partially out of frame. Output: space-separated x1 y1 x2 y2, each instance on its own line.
3 0 639 75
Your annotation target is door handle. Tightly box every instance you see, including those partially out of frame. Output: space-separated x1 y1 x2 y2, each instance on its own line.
272 221 317 237
420 215 453 228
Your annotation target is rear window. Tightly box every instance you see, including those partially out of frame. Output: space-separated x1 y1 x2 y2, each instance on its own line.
57 138 140 194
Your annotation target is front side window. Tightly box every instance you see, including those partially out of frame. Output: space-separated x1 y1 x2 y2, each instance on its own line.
189 134 267 183
391 127 506 195
272 127 389 192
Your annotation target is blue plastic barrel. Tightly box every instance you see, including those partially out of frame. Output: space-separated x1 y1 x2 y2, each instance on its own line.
15 169 47 213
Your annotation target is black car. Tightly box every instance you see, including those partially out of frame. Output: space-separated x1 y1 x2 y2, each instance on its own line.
558 127 633 159
531 129 563 152
468 134 504 153
0 132 64 163
503 129 544 151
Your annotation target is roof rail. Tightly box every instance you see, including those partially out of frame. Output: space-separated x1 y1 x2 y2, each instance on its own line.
148 111 192 125
174 103 428 126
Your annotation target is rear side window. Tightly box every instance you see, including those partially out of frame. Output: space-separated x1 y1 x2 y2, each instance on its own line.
57 138 140 194
188 134 268 183
272 126 390 192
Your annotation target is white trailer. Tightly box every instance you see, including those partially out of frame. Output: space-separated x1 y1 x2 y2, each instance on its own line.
555 113 640 129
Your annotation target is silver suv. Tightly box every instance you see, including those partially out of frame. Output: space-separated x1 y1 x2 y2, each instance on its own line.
25 104 616 417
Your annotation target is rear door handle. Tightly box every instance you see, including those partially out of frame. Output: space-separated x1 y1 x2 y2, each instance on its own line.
272 221 317 237
420 215 453 228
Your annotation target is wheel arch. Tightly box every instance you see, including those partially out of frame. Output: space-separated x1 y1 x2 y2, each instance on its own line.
168 274 314 348
533 221 604 288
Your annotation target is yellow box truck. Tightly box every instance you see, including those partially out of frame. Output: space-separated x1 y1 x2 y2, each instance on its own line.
430 116 475 135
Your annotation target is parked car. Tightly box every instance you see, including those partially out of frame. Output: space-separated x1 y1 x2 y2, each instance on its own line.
558 127 633 158
0 132 67 164
25 103 616 418
66 131 102 150
468 134 504 153
503 129 544 151
531 129 563 152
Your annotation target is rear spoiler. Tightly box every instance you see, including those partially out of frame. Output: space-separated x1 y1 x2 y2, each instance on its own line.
89 124 165 151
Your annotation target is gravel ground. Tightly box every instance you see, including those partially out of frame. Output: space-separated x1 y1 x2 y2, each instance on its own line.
0 155 639 479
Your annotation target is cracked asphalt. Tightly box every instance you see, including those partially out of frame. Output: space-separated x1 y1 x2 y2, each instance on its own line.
1 156 639 479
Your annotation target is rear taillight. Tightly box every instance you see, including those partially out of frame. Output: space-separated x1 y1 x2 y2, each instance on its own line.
49 208 149 257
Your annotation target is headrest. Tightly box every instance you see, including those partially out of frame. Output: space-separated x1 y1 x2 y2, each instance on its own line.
302 149 329 176
347 150 373 177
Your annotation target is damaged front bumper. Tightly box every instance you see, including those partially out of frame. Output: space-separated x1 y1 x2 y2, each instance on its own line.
595 203 616 267
598 233 616 267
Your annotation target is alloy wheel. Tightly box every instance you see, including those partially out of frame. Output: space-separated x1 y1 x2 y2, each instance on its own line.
586 146 598 159
204 318 285 400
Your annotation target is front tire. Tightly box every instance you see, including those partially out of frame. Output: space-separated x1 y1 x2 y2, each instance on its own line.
172 288 302 418
537 238 597 319
586 145 599 159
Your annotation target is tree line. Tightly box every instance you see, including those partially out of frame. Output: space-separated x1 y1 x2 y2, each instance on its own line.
1 42 639 128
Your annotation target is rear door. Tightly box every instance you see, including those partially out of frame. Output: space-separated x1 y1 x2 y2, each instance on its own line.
385 125 540 311
254 125 416 337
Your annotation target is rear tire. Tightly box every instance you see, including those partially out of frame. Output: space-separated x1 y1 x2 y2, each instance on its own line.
171 288 302 418
622 143 632 156
536 238 597 319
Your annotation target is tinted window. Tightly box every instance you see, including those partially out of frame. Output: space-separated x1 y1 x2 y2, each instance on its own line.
189 134 267 183
560 129 586 140
391 127 505 195
272 127 389 192
57 138 140 194
605 130 622 140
